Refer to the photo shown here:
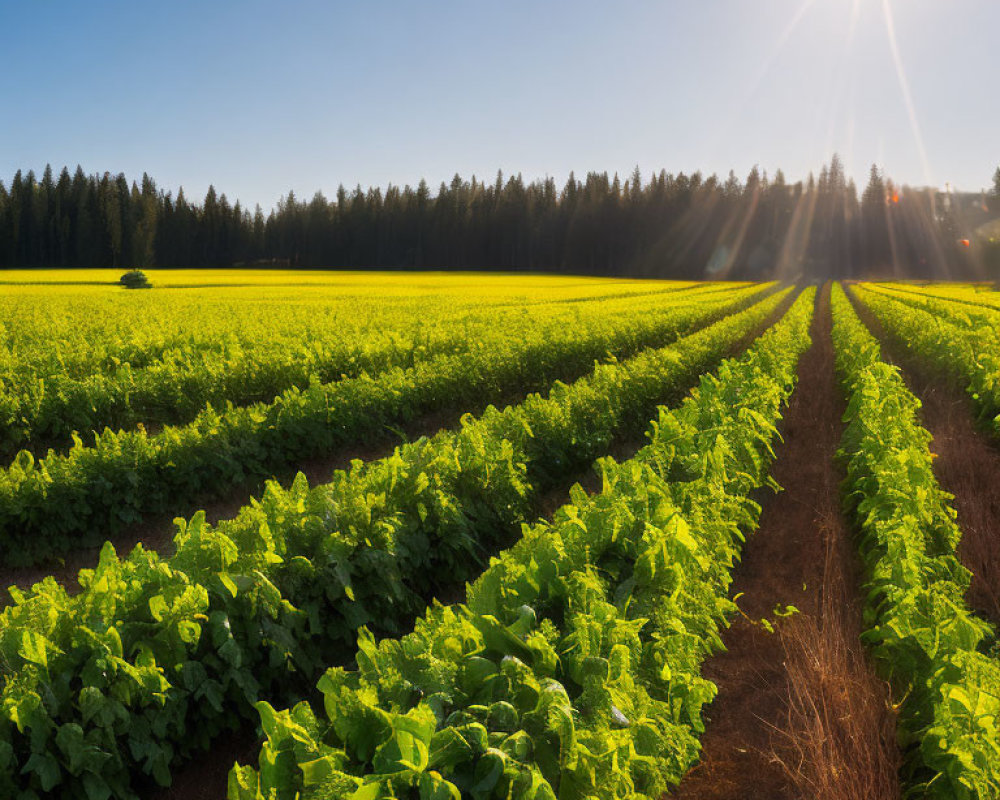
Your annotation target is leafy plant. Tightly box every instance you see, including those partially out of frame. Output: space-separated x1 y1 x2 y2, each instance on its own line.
0 289 792 799
832 283 1000 799
0 286 778 567
227 290 815 800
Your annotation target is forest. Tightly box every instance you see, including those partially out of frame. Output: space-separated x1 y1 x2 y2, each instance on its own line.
0 157 997 280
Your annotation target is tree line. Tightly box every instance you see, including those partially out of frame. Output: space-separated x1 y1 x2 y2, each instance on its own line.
0 157 995 279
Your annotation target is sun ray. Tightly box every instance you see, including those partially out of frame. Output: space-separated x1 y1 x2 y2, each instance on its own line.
776 184 818 282
848 0 862 43
882 0 932 185
818 0 861 162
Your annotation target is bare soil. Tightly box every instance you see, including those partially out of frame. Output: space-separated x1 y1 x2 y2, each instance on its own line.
848 288 1000 625
146 726 259 800
671 285 899 800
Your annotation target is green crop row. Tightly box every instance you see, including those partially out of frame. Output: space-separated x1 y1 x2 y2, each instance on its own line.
0 280 724 384
0 280 740 399
0 285 761 461
0 286 774 568
226 289 815 800
832 283 1000 799
860 283 1000 328
853 284 1000 430
1 310 486 459
0 289 789 799
873 282 1000 315
863 283 1000 335
5 281 660 379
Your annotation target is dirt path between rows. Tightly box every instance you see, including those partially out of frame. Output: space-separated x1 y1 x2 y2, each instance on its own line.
848 287 1000 625
671 285 899 800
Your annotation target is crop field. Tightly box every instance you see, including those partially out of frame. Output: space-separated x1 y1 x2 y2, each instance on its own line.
1 271 999 800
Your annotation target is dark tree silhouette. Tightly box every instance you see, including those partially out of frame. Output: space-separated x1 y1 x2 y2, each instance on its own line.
0 160 988 279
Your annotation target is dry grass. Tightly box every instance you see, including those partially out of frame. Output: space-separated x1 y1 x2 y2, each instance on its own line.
671 285 902 800
770 519 900 800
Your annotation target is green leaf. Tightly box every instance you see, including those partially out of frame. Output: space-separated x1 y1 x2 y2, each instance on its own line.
350 780 382 800
218 572 239 598
428 728 474 772
300 755 339 787
23 751 61 791
419 771 461 800
148 594 169 622
469 750 504 794
372 707 435 774
19 630 51 669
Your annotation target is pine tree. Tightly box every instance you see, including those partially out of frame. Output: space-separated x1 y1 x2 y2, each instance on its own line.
861 165 890 270
0 160 985 277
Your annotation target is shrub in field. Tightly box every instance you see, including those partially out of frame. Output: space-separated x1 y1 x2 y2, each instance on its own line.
120 269 152 289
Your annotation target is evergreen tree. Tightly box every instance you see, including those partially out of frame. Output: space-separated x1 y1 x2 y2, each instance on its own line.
0 161 984 278
861 164 890 269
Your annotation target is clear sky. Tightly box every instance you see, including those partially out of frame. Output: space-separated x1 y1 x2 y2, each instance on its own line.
2 0 996 209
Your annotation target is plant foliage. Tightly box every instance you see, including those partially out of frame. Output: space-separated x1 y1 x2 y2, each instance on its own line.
226 290 814 799
832 283 1000 799
0 288 791 798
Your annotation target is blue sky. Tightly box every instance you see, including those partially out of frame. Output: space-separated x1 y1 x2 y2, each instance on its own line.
2 0 996 209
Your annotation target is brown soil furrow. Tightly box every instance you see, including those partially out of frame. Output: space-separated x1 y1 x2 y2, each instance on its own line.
671 285 899 800
848 288 1000 624
145 726 258 800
